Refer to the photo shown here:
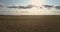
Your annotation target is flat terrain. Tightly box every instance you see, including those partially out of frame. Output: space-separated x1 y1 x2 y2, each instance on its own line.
0 15 60 32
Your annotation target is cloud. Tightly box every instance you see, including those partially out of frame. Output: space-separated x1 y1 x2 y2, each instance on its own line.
18 5 34 9
6 5 35 9
0 5 4 8
55 6 60 9
40 7 43 9
43 5 53 8
7 5 17 8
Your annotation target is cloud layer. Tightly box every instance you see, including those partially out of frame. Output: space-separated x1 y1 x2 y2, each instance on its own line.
7 6 17 8
43 5 53 8
18 5 34 9
55 6 60 9
0 5 3 8
0 4 60 10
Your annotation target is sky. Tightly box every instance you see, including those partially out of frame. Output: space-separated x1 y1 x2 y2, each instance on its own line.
0 0 60 5
0 0 60 15
44 0 60 6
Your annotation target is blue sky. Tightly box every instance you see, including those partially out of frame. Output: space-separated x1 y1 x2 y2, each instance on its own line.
0 0 60 5
0 0 30 5
44 0 60 6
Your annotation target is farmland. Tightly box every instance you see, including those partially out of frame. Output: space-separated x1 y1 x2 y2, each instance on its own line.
0 15 60 32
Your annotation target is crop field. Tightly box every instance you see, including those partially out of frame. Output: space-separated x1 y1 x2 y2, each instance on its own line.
0 15 60 32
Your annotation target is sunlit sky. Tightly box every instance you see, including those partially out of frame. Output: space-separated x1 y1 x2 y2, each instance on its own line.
0 0 60 15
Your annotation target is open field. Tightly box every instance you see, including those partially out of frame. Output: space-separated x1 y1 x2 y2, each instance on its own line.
0 15 60 32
